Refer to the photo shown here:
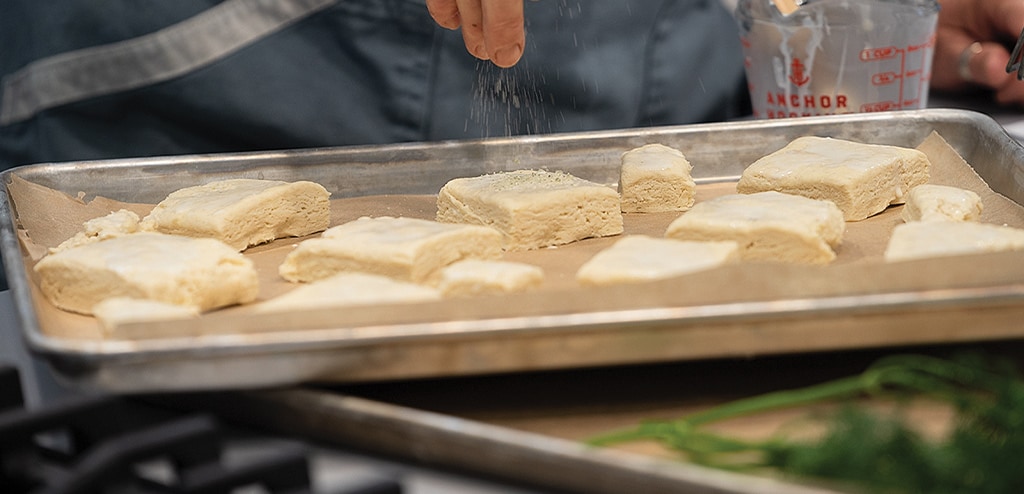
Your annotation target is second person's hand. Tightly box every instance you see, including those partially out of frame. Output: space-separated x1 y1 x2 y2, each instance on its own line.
427 0 525 68
932 0 1024 106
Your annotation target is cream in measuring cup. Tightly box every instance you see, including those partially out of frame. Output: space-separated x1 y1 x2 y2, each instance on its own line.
735 0 939 119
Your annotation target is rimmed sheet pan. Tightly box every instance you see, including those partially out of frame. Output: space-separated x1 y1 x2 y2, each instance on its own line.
3 109 1024 392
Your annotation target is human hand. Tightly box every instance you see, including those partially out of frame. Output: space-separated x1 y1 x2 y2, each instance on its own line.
932 0 1024 106
426 0 525 68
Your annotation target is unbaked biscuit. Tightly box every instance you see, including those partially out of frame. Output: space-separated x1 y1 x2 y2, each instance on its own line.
279 216 504 284
737 136 930 221
664 191 845 264
34 232 259 315
50 209 143 254
257 273 441 312
576 235 739 285
901 184 983 223
141 178 331 251
436 259 544 297
92 297 199 336
436 169 623 251
619 144 696 213
884 221 1024 262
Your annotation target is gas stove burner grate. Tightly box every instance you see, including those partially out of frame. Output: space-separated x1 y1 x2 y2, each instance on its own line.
0 364 402 494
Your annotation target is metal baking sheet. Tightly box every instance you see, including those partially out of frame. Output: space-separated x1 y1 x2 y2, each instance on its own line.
4 108 1024 392
169 344 1024 494
169 345 956 494
174 387 836 494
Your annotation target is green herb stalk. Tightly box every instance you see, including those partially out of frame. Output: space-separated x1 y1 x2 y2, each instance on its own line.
586 354 1024 493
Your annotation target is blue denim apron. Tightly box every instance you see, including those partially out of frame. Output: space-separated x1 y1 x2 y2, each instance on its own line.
0 0 747 167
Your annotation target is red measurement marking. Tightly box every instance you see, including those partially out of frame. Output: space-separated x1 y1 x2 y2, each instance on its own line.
872 72 900 85
909 34 936 51
860 46 899 62
861 101 898 112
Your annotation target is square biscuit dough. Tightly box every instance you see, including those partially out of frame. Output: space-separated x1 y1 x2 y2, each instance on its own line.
141 178 331 251
884 221 1024 262
665 191 846 264
436 169 624 251
901 184 983 223
737 136 930 221
257 273 441 313
279 216 504 284
92 297 200 336
436 259 545 297
33 232 259 315
619 144 696 213
51 209 142 254
576 235 739 286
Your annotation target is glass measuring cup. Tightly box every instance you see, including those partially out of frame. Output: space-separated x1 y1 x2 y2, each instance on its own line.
735 0 940 119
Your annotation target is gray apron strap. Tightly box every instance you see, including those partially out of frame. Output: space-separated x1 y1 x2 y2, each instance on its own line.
0 0 337 125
